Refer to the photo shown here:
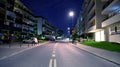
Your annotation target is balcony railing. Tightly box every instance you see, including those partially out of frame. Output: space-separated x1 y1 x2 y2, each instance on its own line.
7 4 14 11
102 0 114 10
102 8 120 21
88 23 94 29
7 15 14 21
87 2 95 14
88 13 95 21
15 18 23 23
14 11 23 17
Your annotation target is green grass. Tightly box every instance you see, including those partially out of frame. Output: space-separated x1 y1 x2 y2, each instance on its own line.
81 41 120 52
38 40 48 43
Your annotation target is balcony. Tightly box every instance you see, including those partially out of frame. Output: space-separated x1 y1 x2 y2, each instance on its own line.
15 2 23 10
22 8 32 15
88 25 96 32
102 14 120 27
0 3 5 9
15 17 23 24
88 13 95 22
24 15 34 22
87 2 95 14
102 0 120 14
22 28 28 33
14 11 23 17
28 30 34 34
14 7 23 16
7 0 15 5
7 4 14 11
7 15 14 22
102 0 114 10
23 18 34 27
6 11 16 20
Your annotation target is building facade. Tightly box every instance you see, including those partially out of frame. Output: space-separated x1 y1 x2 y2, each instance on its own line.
0 0 35 42
35 16 57 36
77 0 120 43
101 0 120 43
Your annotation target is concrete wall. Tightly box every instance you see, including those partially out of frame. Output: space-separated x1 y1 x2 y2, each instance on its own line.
104 22 120 43
109 34 120 43
102 14 120 27
95 0 104 29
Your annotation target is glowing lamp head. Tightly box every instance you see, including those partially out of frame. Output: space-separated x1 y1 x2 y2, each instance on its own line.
69 11 74 17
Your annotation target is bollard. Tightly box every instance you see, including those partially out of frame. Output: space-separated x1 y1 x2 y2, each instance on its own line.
28 43 29 47
20 42 22 48
9 43 11 48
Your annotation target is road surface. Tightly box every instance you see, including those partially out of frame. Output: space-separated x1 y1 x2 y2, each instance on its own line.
0 41 119 67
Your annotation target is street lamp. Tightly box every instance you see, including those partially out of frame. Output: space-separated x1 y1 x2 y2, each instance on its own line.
69 11 74 42
69 11 74 17
69 11 74 28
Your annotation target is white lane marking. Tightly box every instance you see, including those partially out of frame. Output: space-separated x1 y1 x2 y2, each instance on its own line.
49 59 53 67
52 54 56 57
53 50 55 54
54 59 57 67
54 43 58 47
0 56 7 60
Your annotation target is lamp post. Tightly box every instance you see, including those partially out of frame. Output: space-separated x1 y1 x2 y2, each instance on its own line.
69 11 75 43
69 11 74 28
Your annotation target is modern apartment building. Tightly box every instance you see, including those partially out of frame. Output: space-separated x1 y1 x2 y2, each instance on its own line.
78 0 105 41
15 0 35 38
75 13 84 37
35 16 57 36
101 0 120 43
77 0 120 43
0 0 35 42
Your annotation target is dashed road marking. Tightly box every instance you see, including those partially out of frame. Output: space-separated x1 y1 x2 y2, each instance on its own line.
53 51 55 54
52 54 56 58
54 59 57 67
49 59 53 67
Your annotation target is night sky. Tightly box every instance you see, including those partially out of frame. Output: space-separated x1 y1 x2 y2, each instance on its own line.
20 0 83 35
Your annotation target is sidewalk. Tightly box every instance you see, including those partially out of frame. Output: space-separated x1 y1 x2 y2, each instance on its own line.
0 42 37 48
72 43 120 65
0 42 49 60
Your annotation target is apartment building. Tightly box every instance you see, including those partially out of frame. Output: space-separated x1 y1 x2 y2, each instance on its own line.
14 0 35 39
35 16 56 36
77 0 120 43
77 0 105 41
0 0 35 42
75 13 85 37
101 0 120 43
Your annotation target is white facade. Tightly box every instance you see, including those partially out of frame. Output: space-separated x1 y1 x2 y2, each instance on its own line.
101 0 120 43
36 18 44 35
77 0 120 43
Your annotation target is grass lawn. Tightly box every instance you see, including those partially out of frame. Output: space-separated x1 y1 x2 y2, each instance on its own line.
38 40 48 43
81 41 120 52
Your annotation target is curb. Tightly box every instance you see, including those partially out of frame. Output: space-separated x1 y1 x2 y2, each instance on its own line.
71 43 120 66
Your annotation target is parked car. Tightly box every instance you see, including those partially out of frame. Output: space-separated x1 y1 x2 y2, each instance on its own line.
44 35 55 41
22 37 38 44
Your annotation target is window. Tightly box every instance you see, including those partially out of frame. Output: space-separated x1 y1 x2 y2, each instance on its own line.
4 22 10 25
110 23 120 35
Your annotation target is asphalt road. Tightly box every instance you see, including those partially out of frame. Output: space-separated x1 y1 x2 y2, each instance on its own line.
0 41 119 67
